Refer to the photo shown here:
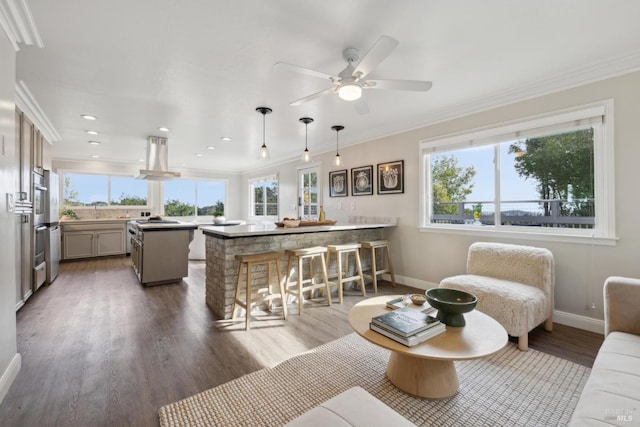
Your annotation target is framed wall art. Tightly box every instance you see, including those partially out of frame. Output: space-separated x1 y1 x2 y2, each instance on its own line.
351 165 374 196
377 160 404 194
329 169 348 197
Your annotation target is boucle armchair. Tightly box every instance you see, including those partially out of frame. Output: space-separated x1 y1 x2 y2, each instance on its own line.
439 242 554 351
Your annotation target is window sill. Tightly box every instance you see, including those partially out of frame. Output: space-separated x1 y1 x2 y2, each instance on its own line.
419 224 617 246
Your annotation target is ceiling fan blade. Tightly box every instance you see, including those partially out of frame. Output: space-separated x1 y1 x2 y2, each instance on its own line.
274 62 336 81
352 35 399 78
353 98 370 115
290 86 336 106
365 79 433 92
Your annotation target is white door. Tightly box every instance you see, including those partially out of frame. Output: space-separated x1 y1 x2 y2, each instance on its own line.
298 166 320 220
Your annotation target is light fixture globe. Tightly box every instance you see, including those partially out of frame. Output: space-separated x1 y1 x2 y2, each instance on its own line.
338 83 362 101
299 117 314 163
256 107 272 161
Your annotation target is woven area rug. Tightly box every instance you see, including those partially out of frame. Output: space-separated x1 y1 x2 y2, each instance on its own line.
159 333 590 426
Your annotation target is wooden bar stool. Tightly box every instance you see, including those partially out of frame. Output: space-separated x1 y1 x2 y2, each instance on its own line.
326 243 366 302
233 251 288 330
284 246 332 315
360 240 396 293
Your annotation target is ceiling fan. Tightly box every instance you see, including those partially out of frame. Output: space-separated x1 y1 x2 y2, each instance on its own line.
276 35 432 112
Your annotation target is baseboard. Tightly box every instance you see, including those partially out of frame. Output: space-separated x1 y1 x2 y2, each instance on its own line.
0 353 21 405
553 310 604 335
384 274 605 334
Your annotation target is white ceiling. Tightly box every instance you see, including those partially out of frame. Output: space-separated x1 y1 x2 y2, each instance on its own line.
14 0 640 174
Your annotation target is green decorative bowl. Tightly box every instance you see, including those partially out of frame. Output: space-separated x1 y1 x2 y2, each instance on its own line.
425 288 477 327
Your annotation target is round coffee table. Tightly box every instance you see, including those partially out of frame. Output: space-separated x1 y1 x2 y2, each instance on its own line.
348 295 508 399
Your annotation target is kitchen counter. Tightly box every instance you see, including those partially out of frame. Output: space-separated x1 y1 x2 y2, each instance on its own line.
203 222 396 319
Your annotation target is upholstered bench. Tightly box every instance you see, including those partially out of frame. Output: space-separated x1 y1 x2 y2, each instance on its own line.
284 386 415 427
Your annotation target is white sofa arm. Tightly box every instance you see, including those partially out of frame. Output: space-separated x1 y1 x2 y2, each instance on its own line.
604 276 640 336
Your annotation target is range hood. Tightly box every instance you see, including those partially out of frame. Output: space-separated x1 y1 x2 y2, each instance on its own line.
135 136 181 180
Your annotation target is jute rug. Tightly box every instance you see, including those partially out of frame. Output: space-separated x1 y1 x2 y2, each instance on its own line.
159 333 590 426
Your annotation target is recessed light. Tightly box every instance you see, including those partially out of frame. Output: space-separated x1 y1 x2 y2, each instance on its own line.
195 153 203 157
81 114 97 120
220 137 231 141
138 159 145 162
90 154 100 158
207 146 215 150
158 127 170 132
88 140 101 145
86 130 98 135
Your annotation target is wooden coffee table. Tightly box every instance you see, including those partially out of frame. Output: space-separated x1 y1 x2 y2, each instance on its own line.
348 295 508 399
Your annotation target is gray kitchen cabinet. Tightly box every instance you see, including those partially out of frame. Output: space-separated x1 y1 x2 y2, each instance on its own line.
62 222 126 260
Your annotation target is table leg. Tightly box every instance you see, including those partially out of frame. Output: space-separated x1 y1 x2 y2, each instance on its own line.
386 351 459 399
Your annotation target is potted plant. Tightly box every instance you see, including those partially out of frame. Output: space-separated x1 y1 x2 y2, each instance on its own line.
213 211 226 224
60 208 79 220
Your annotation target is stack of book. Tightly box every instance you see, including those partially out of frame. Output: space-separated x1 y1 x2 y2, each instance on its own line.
370 306 446 347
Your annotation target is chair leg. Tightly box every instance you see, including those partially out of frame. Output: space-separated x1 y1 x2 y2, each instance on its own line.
297 257 304 315
320 253 331 306
233 262 243 320
370 247 378 293
245 262 252 331
353 249 366 296
275 259 287 320
336 251 343 303
385 244 396 287
544 317 553 332
518 334 528 351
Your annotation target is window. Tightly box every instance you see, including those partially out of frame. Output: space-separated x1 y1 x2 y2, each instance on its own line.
420 101 614 243
63 173 148 206
249 175 278 218
163 179 225 217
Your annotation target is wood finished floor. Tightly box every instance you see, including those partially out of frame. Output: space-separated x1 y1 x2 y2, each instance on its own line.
0 256 604 427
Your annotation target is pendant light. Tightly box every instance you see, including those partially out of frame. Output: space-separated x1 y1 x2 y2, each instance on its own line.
256 107 272 160
332 125 344 166
299 117 314 163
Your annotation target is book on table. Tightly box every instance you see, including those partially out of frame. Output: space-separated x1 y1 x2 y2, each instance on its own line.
371 307 440 337
385 297 436 314
370 322 446 347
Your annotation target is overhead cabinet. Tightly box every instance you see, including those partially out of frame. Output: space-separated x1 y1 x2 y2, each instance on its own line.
62 222 126 260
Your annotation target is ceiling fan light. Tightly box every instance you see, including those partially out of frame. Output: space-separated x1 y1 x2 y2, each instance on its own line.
338 83 362 101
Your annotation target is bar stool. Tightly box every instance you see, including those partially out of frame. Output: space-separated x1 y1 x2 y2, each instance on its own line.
360 240 396 293
233 251 288 330
325 243 366 302
284 246 332 315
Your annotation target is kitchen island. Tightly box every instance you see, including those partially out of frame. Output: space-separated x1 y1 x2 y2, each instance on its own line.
200 221 395 319
130 220 198 286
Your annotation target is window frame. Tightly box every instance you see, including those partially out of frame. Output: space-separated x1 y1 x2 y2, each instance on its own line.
248 174 279 220
418 100 616 245
162 178 227 218
61 171 150 208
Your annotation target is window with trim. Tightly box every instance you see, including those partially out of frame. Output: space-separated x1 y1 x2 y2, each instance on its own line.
163 179 225 216
249 175 278 218
63 173 148 206
420 101 614 241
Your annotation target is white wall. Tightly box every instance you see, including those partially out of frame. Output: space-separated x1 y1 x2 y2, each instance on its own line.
0 31 20 404
239 71 640 330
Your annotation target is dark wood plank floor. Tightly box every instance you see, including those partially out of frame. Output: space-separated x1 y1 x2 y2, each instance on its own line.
0 256 604 427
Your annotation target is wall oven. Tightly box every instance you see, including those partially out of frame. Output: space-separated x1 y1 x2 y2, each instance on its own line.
33 172 47 226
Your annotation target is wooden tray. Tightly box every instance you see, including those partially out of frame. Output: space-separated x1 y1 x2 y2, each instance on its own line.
275 220 337 227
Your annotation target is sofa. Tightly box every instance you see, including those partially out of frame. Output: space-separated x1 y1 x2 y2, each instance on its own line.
284 386 415 427
569 276 640 426
439 242 554 350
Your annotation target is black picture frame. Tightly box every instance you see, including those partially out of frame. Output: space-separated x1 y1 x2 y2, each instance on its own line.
351 165 374 196
329 169 348 197
377 160 404 194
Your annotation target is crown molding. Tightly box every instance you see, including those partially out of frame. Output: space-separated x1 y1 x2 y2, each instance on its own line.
16 80 61 142
0 0 42 51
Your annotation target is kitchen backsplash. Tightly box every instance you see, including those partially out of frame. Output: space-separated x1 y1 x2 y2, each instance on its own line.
63 208 154 220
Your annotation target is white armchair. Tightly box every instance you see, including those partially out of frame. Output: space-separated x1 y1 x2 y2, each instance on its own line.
439 242 554 351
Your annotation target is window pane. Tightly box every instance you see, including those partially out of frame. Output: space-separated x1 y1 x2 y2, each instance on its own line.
506 128 594 229
111 177 147 205
197 181 225 216
63 173 108 206
431 145 493 224
250 176 278 217
164 180 196 216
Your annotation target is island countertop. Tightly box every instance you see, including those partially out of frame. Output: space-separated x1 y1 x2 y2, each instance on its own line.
200 222 394 238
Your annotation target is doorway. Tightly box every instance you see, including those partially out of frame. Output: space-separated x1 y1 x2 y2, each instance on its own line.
298 165 321 220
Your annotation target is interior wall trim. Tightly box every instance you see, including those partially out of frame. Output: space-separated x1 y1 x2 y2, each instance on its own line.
0 0 42 51
16 79 61 142
0 353 21 406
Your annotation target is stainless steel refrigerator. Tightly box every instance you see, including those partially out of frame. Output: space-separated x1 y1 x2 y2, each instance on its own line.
44 170 60 283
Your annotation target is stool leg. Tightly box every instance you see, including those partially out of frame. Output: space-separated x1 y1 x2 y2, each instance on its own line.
320 254 332 306
245 262 252 331
385 244 396 287
297 256 304 315
354 249 366 296
275 259 287 320
371 247 379 294
336 251 344 303
267 262 274 311
233 262 243 319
